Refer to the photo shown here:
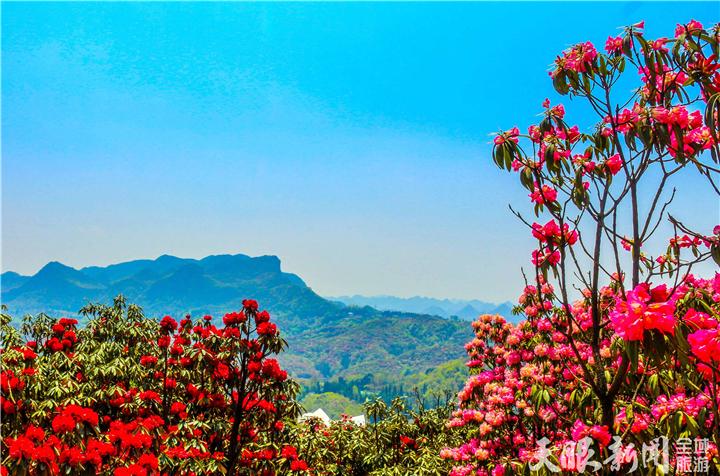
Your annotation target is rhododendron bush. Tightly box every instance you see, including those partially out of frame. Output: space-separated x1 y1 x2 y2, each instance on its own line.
444 20 720 475
0 297 309 475
288 396 466 476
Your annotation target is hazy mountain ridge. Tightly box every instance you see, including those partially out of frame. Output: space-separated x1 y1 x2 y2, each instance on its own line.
330 294 514 321
2 254 324 319
1 254 471 381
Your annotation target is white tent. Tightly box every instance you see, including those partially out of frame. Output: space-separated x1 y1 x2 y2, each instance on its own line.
298 408 366 426
299 408 332 426
350 414 366 426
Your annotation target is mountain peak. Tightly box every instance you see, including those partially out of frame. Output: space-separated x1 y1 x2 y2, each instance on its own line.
200 253 281 276
36 261 78 276
155 254 184 263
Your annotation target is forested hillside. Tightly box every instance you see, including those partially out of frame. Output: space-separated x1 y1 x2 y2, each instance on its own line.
2 254 473 406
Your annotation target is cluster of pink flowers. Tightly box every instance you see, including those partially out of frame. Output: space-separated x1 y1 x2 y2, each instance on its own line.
605 35 623 55
531 220 578 247
689 328 720 364
610 283 677 341
444 271 720 475
493 127 519 146
479 17 720 475
529 219 578 269
554 41 598 74
570 420 612 448
529 183 557 205
443 306 603 474
681 274 720 368
676 19 705 38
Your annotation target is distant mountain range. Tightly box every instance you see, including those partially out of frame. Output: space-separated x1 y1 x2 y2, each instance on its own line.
329 295 514 321
1 254 483 382
2 255 326 324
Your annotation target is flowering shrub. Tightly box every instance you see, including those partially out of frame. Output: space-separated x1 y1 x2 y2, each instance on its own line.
445 19 720 475
444 275 720 475
288 396 465 475
1 296 308 475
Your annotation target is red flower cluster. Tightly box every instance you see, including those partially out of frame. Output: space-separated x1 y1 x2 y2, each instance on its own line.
1 299 309 475
280 445 310 471
46 318 78 353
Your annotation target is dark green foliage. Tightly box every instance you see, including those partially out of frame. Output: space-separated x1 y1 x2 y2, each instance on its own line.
288 396 466 475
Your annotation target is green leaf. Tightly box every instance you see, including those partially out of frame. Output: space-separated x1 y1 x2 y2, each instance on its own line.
552 70 570 95
622 35 633 57
627 341 639 375
711 242 720 267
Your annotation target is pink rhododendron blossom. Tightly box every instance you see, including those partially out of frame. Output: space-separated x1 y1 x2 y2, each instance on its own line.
675 19 703 38
554 42 598 74
494 127 520 145
610 283 676 341
689 327 720 363
605 154 623 175
529 184 558 205
605 36 623 54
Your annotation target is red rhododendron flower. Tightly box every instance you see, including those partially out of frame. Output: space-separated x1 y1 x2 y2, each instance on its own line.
24 425 45 441
256 310 271 324
257 322 277 336
170 402 187 418
140 355 158 366
290 460 309 471
160 316 178 334
2 398 17 415
281 445 298 459
51 414 75 434
6 436 35 460
223 311 246 326
59 446 85 467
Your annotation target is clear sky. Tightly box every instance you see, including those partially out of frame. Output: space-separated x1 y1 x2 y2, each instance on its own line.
2 2 719 302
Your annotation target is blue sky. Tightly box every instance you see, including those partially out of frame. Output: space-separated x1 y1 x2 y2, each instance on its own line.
3 2 719 302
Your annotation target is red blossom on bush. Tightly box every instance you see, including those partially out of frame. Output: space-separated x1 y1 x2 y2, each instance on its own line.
0 297 307 475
